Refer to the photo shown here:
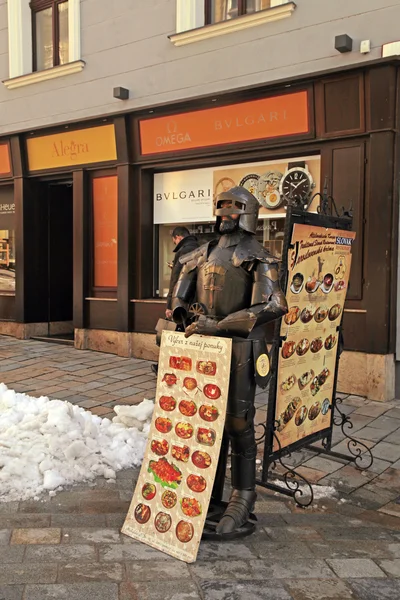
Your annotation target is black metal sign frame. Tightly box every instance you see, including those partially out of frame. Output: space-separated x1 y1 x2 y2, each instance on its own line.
256 195 372 506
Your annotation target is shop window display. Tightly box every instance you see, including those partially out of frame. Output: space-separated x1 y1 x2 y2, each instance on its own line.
153 155 320 299
0 229 15 293
156 219 284 298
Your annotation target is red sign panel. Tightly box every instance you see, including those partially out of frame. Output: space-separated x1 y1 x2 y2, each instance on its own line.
140 91 309 155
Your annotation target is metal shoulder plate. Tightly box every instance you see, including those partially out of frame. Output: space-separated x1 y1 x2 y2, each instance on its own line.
178 241 215 272
232 236 279 267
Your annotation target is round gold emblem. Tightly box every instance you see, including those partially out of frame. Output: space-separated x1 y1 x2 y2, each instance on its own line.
256 354 270 377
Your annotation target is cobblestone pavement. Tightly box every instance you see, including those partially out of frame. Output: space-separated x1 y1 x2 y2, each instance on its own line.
1 336 400 599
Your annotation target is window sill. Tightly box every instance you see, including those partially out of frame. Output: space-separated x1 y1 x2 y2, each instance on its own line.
169 2 296 47
3 60 85 90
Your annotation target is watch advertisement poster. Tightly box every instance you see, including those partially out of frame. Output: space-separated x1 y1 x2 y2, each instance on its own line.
273 223 356 453
213 156 321 218
153 156 321 225
122 331 232 563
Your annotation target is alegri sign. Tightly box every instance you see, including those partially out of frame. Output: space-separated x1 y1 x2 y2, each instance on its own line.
140 91 309 155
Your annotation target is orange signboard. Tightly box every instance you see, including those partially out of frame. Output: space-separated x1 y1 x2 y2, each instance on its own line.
140 91 309 155
0 143 11 175
26 124 117 171
93 176 118 288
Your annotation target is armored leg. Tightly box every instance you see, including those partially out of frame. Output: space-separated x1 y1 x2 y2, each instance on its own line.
216 339 257 534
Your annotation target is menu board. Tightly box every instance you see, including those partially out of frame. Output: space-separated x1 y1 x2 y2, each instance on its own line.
273 224 356 452
122 331 232 563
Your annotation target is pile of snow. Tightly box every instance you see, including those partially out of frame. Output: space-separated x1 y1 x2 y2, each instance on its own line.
271 479 337 500
0 384 154 502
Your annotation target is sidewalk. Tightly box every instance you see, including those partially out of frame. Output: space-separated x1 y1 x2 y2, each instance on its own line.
1 335 400 600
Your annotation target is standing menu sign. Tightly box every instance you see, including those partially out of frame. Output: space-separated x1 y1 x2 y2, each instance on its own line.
122 331 232 563
273 224 356 452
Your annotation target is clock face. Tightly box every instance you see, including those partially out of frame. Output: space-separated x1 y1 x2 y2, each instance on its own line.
280 168 312 204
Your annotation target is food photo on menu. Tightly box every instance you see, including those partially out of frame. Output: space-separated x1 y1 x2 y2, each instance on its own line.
122 337 232 563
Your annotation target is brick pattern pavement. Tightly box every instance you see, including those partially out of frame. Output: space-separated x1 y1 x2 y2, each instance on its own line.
1 336 400 599
0 337 157 419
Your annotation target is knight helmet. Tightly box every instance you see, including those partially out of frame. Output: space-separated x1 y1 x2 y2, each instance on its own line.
214 186 260 234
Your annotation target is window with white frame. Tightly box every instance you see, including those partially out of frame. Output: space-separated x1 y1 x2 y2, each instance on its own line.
5 0 83 88
173 0 295 45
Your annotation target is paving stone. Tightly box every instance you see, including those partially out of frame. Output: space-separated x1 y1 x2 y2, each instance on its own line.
199 580 291 600
362 457 392 475
371 442 400 462
354 403 392 418
281 513 347 526
384 430 400 446
368 416 400 434
0 563 58 585
326 558 386 578
318 464 374 492
24 583 119 600
378 559 400 577
0 586 24 600
250 540 314 560
197 542 258 561
0 545 26 563
264 526 323 542
294 466 328 483
0 502 20 513
384 409 400 420
284 578 355 600
341 414 376 431
320 526 393 541
126 559 190 581
11 527 61 545
370 468 400 493
300 456 345 474
351 426 388 442
24 544 96 562
266 559 335 579
307 540 399 560
349 486 399 510
99 541 174 561
122 580 201 600
379 503 400 518
61 528 121 544
57 563 124 583
189 559 271 581
348 578 400 600
51 514 107 527
0 529 11 544
255 500 291 514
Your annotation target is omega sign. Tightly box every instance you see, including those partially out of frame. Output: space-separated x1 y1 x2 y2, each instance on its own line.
155 121 192 149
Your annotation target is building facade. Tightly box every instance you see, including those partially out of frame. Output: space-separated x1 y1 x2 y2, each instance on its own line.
0 0 399 401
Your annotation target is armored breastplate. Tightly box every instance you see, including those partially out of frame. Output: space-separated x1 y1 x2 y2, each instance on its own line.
196 237 252 318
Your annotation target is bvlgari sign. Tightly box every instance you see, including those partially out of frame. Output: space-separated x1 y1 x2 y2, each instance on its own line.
140 91 309 155
26 125 117 171
154 168 214 224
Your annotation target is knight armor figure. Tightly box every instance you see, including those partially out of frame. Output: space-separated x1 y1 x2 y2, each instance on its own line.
171 186 288 534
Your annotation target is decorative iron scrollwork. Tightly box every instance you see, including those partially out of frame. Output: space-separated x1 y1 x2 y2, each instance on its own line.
333 395 373 470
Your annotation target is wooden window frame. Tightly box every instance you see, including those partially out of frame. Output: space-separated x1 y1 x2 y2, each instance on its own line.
30 0 69 72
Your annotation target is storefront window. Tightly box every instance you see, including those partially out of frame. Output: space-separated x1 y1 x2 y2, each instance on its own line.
156 219 285 298
0 229 15 293
153 155 320 299
92 176 118 289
